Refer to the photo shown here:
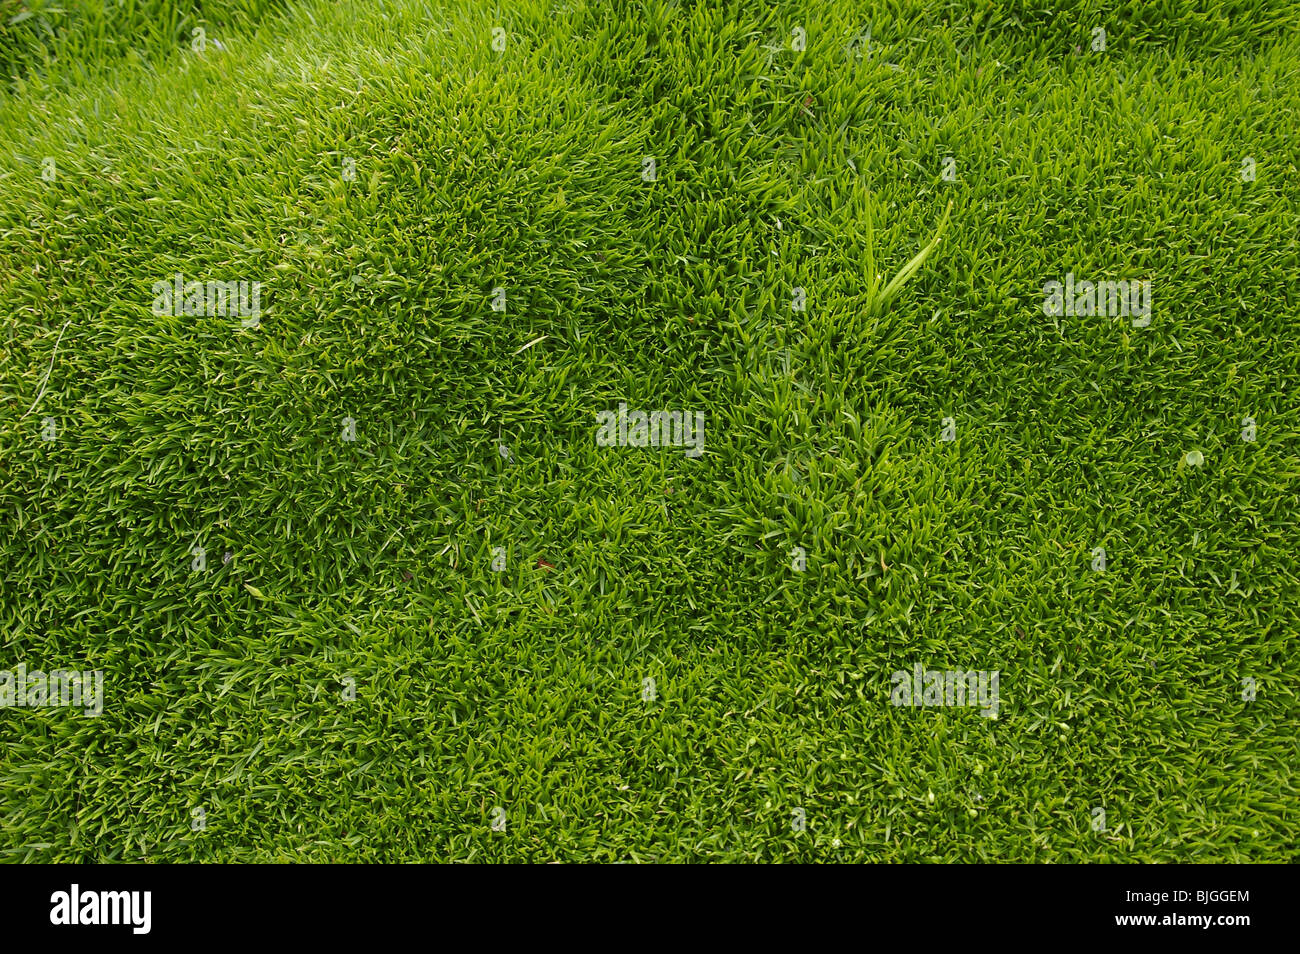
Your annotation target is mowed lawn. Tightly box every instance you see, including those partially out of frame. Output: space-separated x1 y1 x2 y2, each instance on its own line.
0 0 1296 862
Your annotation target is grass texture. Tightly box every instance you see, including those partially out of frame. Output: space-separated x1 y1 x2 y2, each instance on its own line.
0 0 1297 862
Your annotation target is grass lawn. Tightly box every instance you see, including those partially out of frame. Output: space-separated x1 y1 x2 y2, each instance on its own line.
0 0 1296 862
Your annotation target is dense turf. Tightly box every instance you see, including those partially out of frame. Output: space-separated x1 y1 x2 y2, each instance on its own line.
1 0 1296 862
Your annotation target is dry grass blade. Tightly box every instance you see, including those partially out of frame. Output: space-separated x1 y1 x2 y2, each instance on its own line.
872 198 954 317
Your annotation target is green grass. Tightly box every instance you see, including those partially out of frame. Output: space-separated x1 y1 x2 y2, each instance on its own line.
0 0 293 93
0 0 1296 862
